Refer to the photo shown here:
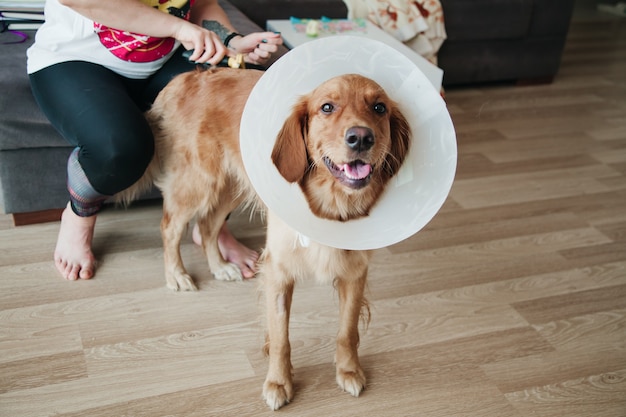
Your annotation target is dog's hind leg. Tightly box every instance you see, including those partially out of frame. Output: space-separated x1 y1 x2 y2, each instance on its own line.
161 201 197 291
335 271 368 397
262 269 295 410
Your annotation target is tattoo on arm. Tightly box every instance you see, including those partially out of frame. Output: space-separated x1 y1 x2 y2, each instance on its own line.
202 20 231 43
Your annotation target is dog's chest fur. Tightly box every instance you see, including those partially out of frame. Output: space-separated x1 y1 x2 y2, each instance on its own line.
263 211 372 284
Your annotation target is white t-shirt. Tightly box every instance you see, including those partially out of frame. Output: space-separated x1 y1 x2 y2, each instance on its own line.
27 0 190 79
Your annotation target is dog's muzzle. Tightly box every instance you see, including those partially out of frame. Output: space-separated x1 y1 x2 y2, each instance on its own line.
323 157 373 189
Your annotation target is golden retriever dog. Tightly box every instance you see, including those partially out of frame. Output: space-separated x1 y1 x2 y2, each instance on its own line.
126 67 411 410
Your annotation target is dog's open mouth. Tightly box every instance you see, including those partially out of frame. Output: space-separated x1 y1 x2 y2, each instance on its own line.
323 156 372 189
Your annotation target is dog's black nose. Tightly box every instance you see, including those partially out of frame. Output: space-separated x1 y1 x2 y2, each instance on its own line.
345 126 374 152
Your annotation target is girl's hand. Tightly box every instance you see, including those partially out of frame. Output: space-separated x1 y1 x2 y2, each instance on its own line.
174 20 228 65
227 32 283 65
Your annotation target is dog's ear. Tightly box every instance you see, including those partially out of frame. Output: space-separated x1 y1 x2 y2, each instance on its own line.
384 104 412 177
271 99 309 183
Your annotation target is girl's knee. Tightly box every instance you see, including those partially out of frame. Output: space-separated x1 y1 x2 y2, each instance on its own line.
80 128 154 195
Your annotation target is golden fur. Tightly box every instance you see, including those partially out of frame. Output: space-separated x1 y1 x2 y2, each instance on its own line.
123 67 411 410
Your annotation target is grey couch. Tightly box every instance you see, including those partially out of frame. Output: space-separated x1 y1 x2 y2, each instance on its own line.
438 0 575 86
0 0 575 225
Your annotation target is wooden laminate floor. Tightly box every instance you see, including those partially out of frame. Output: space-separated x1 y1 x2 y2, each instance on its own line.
1 5 625 417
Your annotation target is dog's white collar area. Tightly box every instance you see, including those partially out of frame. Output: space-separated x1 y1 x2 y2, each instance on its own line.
240 36 457 250
297 232 311 248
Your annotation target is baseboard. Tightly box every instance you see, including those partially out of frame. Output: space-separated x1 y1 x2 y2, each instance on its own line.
12 208 63 226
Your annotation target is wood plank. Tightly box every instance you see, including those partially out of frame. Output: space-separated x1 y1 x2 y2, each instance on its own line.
512 284 626 324
0 351 87 394
482 309 626 393
451 164 623 209
505 370 626 417
0 348 255 417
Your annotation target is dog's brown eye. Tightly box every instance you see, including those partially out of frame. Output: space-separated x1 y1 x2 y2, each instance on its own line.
321 103 334 113
373 103 386 114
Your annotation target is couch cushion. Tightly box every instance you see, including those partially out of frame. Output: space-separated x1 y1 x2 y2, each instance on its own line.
529 0 575 37
441 0 533 41
0 33 67 152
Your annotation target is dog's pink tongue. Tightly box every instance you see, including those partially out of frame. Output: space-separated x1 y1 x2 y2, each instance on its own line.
341 161 372 180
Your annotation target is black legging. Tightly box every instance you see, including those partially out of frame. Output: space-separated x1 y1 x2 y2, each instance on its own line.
29 47 196 196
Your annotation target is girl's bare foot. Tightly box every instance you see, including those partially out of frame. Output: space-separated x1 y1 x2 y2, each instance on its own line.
192 223 259 279
54 202 97 281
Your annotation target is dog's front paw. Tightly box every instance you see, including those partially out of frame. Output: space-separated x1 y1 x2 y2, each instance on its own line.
213 263 244 282
166 270 197 291
263 379 293 411
337 367 366 397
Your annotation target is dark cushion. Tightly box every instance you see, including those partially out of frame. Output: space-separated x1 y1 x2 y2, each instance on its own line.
441 0 533 41
0 36 66 152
